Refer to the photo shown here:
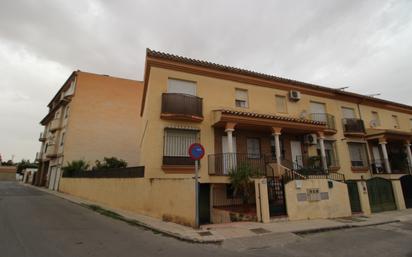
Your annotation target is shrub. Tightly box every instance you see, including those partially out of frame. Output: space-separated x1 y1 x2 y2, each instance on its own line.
62 160 89 177
93 157 127 170
228 164 257 205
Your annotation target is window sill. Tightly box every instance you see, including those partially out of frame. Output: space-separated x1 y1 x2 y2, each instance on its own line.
162 165 195 174
351 166 369 173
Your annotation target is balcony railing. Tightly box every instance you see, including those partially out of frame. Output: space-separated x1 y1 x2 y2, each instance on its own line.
371 159 411 174
294 155 339 173
342 118 365 134
161 93 203 120
39 132 46 142
208 153 266 176
309 113 336 130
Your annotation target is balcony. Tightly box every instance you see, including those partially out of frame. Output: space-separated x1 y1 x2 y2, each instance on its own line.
45 144 58 158
35 152 42 161
342 118 366 135
49 118 61 132
371 159 411 175
39 132 46 142
309 113 336 134
208 153 267 176
161 93 203 122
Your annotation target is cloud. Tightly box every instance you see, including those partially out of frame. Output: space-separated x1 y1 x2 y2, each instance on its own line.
0 0 411 160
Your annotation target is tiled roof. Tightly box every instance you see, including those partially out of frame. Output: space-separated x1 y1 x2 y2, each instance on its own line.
146 49 412 111
218 109 326 125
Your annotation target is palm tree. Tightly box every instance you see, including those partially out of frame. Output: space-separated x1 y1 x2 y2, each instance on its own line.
62 160 89 177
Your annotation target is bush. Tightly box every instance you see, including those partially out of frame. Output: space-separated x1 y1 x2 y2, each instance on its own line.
228 164 257 205
93 157 127 170
62 160 89 177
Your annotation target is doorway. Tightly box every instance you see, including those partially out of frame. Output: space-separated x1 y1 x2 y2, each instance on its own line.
198 183 210 225
290 140 303 169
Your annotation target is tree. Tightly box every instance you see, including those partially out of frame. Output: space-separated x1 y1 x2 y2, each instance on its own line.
228 164 259 205
16 159 38 173
62 160 89 177
93 157 127 170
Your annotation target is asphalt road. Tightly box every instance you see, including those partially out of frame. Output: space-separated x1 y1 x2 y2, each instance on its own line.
1 181 412 257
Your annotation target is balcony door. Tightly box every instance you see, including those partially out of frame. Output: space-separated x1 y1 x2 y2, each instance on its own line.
291 141 303 169
372 146 383 173
168 79 196 96
222 136 237 175
310 102 327 122
342 107 356 119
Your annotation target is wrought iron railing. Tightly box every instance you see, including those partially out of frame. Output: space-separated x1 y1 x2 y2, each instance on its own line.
309 113 336 130
342 118 365 133
208 153 266 176
161 93 203 118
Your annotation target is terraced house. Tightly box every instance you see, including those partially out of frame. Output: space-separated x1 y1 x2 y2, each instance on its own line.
35 71 142 190
58 49 412 227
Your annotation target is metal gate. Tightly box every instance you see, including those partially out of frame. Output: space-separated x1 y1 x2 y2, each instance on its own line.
401 175 412 208
346 180 362 213
367 177 396 213
267 177 286 216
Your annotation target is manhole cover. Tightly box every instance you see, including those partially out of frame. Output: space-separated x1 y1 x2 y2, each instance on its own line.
198 231 213 236
250 228 271 234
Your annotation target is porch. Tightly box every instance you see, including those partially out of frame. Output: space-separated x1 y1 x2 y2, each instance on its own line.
366 129 412 175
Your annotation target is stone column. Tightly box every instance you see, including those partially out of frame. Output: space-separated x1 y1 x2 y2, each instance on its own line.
405 140 412 174
225 122 236 153
272 127 282 165
318 132 328 173
379 138 391 173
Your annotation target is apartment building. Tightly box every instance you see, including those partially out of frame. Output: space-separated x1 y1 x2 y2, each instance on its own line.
136 49 412 224
35 71 142 190
58 50 412 227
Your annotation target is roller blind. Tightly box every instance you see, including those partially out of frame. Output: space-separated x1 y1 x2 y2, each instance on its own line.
168 79 197 96
164 129 198 157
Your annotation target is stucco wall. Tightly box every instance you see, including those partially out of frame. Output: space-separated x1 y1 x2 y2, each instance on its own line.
63 72 142 167
285 179 351 220
141 66 412 182
59 177 196 226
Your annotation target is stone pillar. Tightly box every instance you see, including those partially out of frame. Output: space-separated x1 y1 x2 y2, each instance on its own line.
318 132 328 173
225 122 236 153
405 140 412 174
379 138 391 173
254 178 270 223
357 180 371 215
272 127 282 165
392 180 406 210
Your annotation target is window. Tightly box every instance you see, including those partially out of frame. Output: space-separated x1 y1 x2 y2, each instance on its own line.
235 89 248 108
341 107 356 119
348 142 368 167
317 140 338 167
275 95 287 113
371 111 380 126
392 115 400 129
167 79 196 96
247 138 261 159
64 106 70 119
60 132 65 146
54 111 60 119
163 129 199 165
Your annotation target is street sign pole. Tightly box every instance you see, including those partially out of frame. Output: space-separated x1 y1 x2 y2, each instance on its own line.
195 159 199 228
188 143 205 229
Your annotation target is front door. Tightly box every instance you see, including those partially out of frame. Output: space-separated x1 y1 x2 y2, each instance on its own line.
291 141 303 169
401 175 412 208
222 136 237 174
48 166 56 190
198 183 210 225
346 181 362 213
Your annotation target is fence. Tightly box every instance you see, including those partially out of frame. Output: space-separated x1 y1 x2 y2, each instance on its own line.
62 166 145 178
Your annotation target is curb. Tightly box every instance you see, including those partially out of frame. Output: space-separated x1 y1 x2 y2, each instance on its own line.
24 184 223 244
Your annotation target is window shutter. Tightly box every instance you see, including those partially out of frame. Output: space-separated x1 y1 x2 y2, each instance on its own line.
168 79 197 96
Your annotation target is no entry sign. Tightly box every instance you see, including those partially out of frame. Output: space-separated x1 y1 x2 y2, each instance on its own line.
188 143 205 160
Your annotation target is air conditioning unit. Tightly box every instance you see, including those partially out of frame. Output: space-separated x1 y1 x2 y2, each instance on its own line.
289 90 301 101
304 133 318 145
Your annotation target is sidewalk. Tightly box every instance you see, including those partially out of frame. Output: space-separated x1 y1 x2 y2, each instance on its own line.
26 183 412 243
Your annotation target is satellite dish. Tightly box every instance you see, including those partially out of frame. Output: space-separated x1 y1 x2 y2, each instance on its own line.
370 120 378 128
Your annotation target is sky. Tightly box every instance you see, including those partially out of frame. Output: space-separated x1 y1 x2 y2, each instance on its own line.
0 0 412 162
